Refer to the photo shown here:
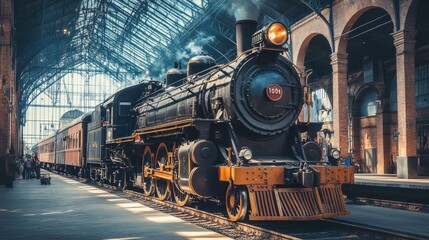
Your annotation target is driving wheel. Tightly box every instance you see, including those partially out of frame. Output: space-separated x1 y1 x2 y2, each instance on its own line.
155 142 170 201
142 146 154 196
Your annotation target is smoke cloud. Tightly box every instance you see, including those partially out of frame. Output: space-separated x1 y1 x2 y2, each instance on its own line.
175 32 215 60
227 0 263 21
150 31 215 79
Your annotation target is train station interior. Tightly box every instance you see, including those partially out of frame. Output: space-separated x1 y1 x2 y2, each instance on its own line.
1 0 429 239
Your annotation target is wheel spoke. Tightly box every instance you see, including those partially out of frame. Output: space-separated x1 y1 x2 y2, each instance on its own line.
226 185 248 222
155 143 171 201
156 179 170 200
142 146 154 196
173 182 190 206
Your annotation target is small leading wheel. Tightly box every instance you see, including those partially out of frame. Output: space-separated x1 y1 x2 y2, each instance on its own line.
142 146 154 196
226 185 248 222
155 143 171 201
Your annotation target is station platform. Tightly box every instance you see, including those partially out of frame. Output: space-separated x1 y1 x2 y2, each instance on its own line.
336 203 429 238
2 172 429 240
354 173 429 189
0 171 231 240
342 173 429 206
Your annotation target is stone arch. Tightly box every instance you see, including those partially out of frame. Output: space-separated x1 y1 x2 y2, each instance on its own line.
335 4 396 53
401 0 420 31
295 32 332 123
295 32 332 71
296 33 333 124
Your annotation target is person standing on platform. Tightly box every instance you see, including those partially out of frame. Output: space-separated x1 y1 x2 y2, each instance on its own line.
21 157 25 179
31 156 36 178
5 148 16 188
34 153 40 179
18 156 24 179
24 157 32 179
0 158 5 185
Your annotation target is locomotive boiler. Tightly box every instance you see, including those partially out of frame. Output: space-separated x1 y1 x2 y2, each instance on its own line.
107 21 354 221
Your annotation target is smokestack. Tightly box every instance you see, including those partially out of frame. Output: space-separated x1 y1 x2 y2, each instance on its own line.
236 20 257 56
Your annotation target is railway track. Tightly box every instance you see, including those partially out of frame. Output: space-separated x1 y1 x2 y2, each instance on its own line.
121 189 428 240
52 171 426 239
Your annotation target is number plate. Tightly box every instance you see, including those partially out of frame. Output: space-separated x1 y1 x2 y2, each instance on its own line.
266 84 283 102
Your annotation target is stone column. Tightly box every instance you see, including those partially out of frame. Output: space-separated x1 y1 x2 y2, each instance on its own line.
330 52 348 155
375 96 389 173
392 30 418 179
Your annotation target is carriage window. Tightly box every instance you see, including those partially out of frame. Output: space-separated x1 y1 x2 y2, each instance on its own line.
119 102 131 116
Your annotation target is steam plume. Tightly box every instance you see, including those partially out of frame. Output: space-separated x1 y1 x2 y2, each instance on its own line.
175 32 215 60
227 0 263 21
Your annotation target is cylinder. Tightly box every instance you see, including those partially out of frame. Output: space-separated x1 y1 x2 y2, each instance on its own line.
190 140 218 166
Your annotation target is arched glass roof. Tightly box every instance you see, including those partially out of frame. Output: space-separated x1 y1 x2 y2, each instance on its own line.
75 0 208 75
15 0 332 123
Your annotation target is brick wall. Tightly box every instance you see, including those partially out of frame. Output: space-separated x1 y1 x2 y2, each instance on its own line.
0 0 18 158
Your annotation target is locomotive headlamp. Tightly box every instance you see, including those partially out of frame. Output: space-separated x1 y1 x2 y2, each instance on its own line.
252 22 288 47
330 148 341 160
267 22 288 46
239 147 253 161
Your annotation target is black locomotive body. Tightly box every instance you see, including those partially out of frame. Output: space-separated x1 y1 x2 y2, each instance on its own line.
36 21 354 222
107 21 353 221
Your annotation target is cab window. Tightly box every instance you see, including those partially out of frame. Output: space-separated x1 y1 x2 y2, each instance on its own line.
119 102 131 116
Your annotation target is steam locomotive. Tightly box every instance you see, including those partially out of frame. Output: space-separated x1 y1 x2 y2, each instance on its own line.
38 21 354 221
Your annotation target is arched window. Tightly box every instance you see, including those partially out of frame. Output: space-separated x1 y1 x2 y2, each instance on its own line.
416 63 429 109
357 90 377 117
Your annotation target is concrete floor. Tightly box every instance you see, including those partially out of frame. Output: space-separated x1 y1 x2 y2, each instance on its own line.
2 171 429 239
336 204 429 238
0 171 231 240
